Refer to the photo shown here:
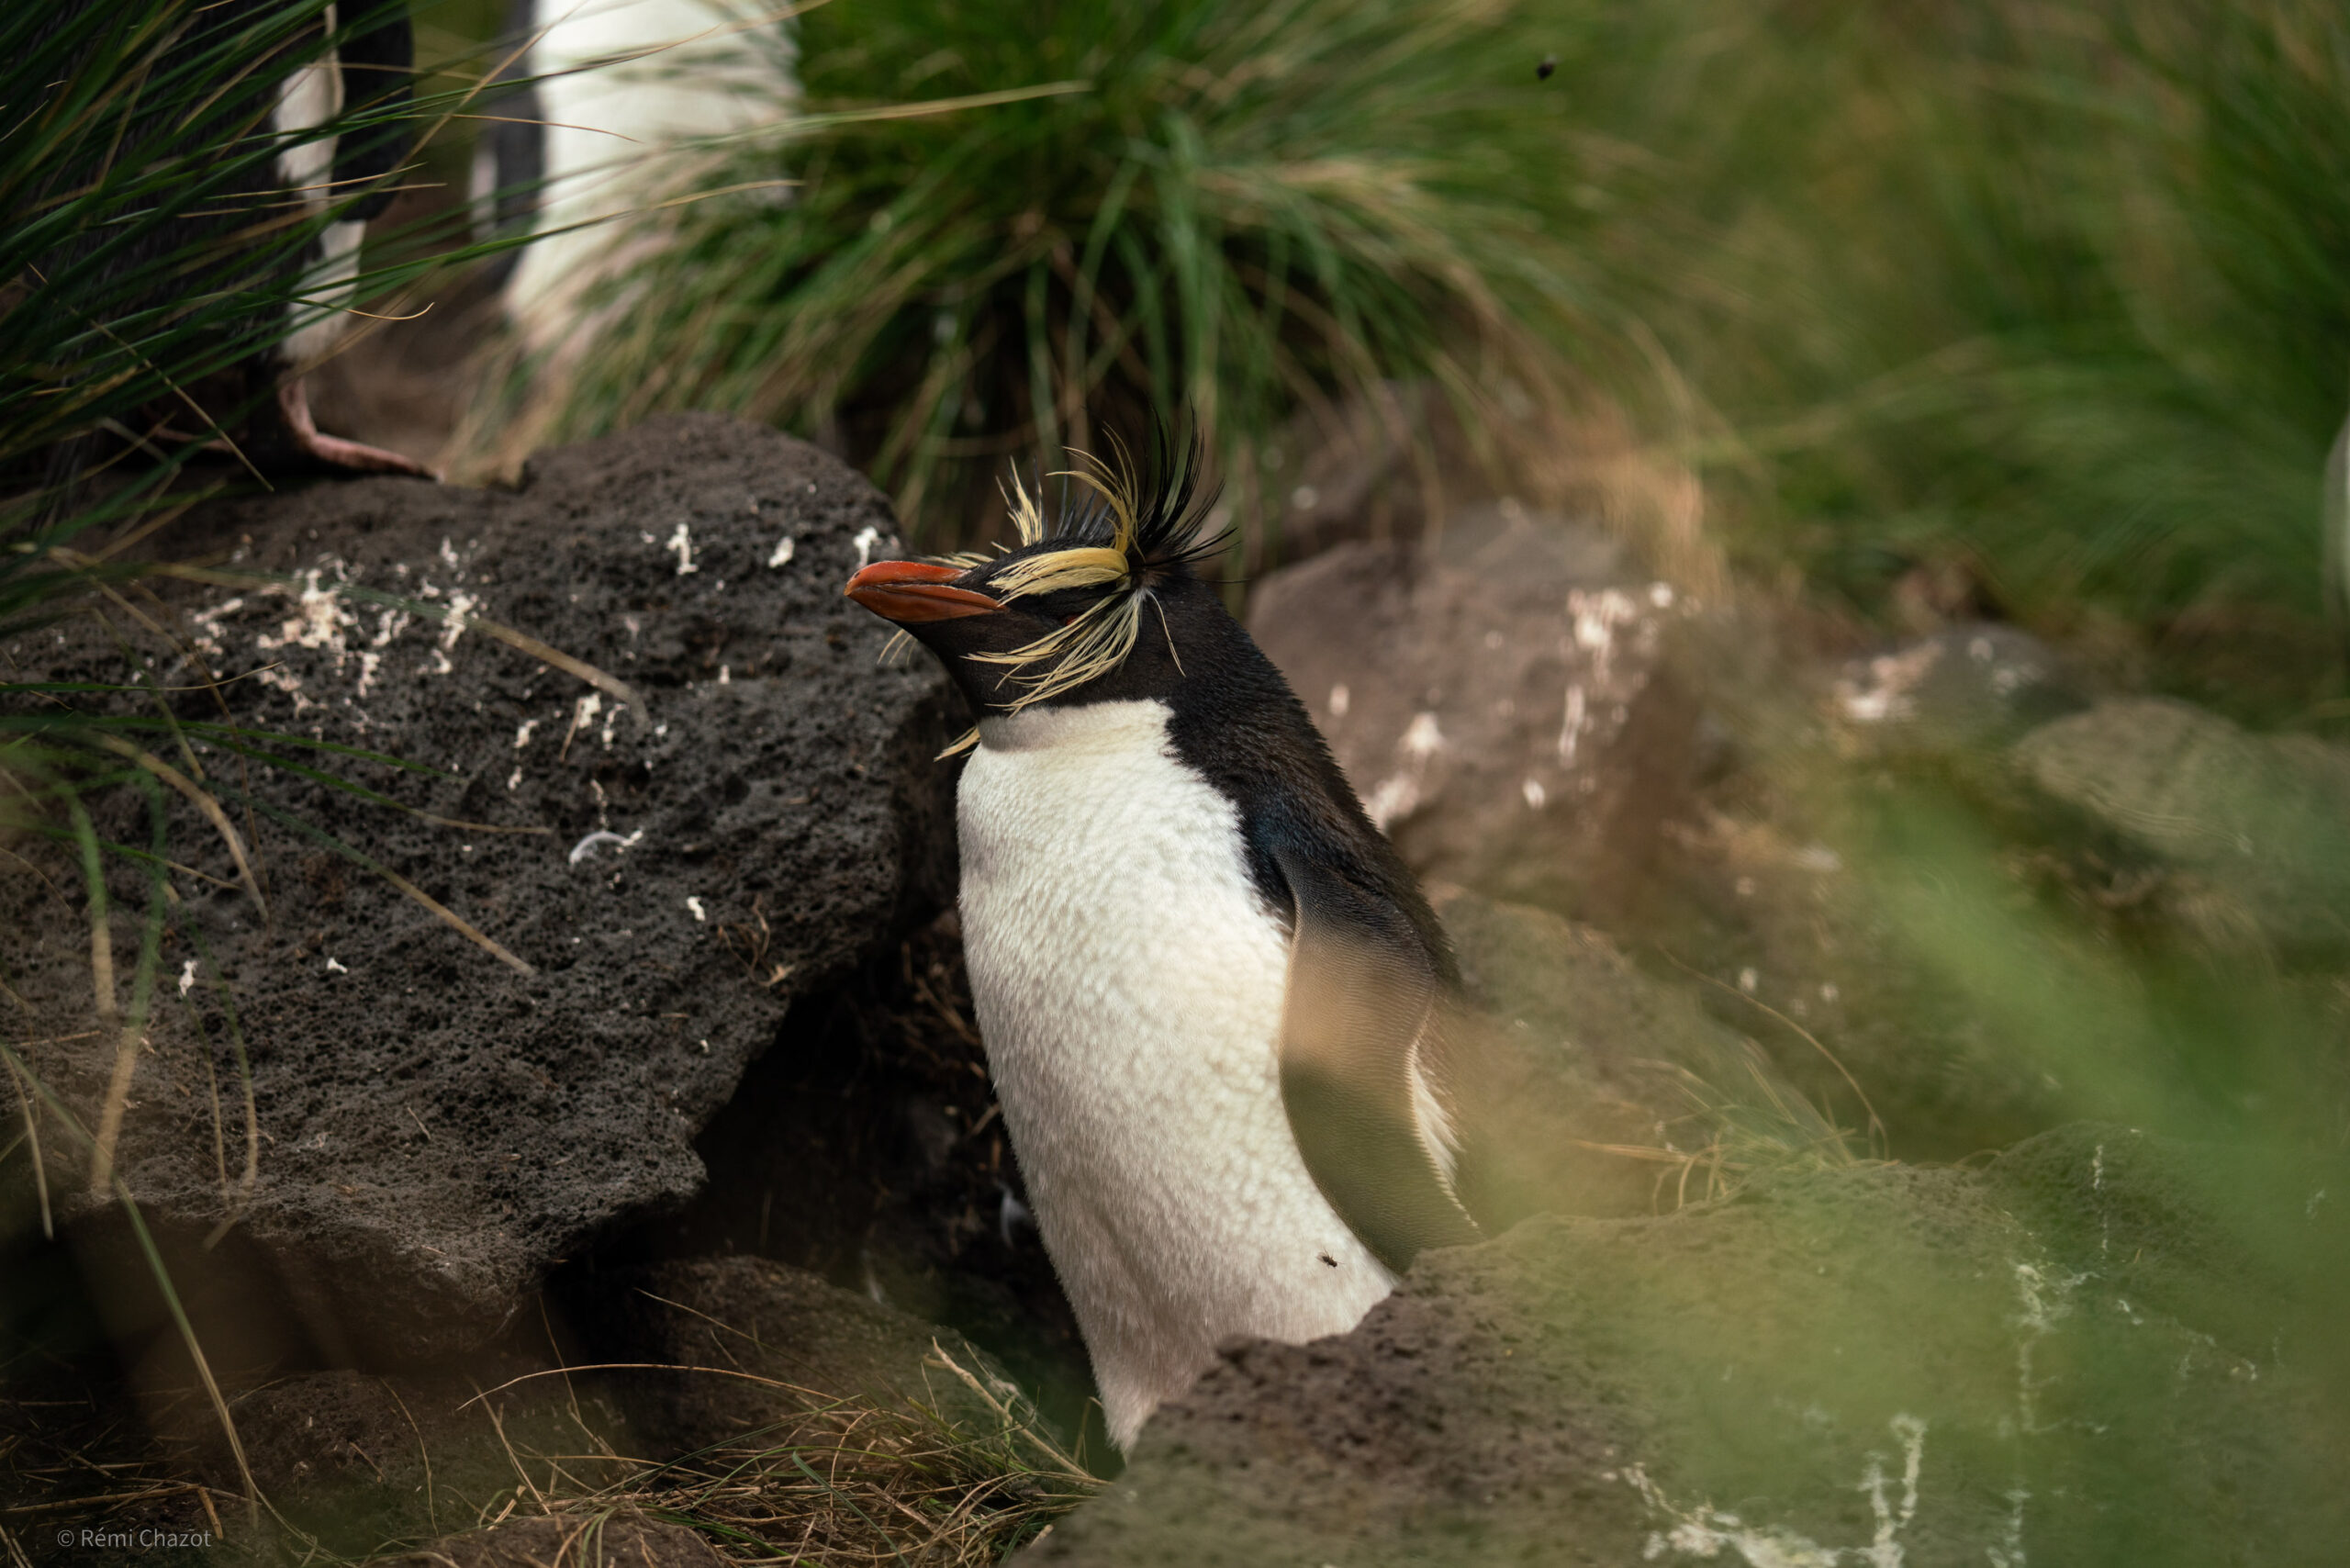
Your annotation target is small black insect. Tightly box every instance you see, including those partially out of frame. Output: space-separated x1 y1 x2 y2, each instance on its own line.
1319 1252 1339 1268
1537 54 1558 80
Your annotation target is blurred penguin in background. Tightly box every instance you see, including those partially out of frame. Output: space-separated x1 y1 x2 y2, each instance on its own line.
265 0 433 475
475 0 799 356
28 0 430 488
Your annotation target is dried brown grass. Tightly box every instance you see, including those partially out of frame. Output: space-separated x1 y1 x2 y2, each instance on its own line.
469 1346 1098 1567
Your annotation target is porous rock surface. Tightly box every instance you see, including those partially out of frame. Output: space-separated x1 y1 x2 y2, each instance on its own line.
4 414 958 1361
1024 1126 2349 1567
1248 505 1698 920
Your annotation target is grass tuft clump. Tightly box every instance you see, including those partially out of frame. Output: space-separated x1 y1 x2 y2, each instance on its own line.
498 1346 1100 1566
485 0 1611 555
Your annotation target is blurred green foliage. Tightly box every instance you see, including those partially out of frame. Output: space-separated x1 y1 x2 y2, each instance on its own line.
1571 1 2350 642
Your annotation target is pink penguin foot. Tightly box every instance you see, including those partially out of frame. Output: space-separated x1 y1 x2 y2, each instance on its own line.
278 376 441 479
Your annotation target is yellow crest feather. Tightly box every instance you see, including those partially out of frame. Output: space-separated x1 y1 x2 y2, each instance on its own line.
963 432 1212 713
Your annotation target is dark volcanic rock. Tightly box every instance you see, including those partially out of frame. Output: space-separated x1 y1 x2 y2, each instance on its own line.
1024 1128 2350 1567
3 415 959 1363
1248 505 1698 920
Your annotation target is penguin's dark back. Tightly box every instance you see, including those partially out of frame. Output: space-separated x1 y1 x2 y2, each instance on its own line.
1153 578 1460 991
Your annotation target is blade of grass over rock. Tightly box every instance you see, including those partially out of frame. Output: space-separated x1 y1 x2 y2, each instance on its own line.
175 921 261 1245
231 791 540 977
85 773 168 1195
3 1054 55 1240
0 1041 261 1523
86 734 267 919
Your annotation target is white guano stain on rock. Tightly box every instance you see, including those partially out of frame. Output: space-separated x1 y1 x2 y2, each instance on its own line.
666 521 699 575
852 525 884 570
767 534 796 568
1628 1413 1929 1568
1988 1260 2083 1567
1365 711 1449 831
1552 585 1665 774
1402 711 1446 757
184 596 245 662
422 590 479 677
1835 643 1942 725
248 566 380 713
562 693 600 756
254 567 360 657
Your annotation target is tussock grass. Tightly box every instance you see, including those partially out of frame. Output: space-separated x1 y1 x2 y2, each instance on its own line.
558 1348 1099 1566
478 0 1613 556
378 1345 1094 1566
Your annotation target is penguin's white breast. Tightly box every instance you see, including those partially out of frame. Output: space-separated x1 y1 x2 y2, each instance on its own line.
956 699 1392 1439
504 0 800 348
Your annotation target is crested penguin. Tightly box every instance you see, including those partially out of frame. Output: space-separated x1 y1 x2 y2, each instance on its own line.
845 440 1482 1450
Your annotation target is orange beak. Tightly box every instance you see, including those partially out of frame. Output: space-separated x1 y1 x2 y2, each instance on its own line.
844 559 1000 623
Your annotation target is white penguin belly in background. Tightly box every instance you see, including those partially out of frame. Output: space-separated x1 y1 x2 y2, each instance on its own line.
503 0 796 355
957 699 1395 1450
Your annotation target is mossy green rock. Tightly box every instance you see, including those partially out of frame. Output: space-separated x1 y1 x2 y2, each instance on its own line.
2015 698 2350 951
1023 1126 2349 1567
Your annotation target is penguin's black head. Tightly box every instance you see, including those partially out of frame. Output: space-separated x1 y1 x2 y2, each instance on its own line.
845 433 1233 720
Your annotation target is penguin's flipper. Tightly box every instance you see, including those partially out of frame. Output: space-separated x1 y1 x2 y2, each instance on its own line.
1270 844 1483 1275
